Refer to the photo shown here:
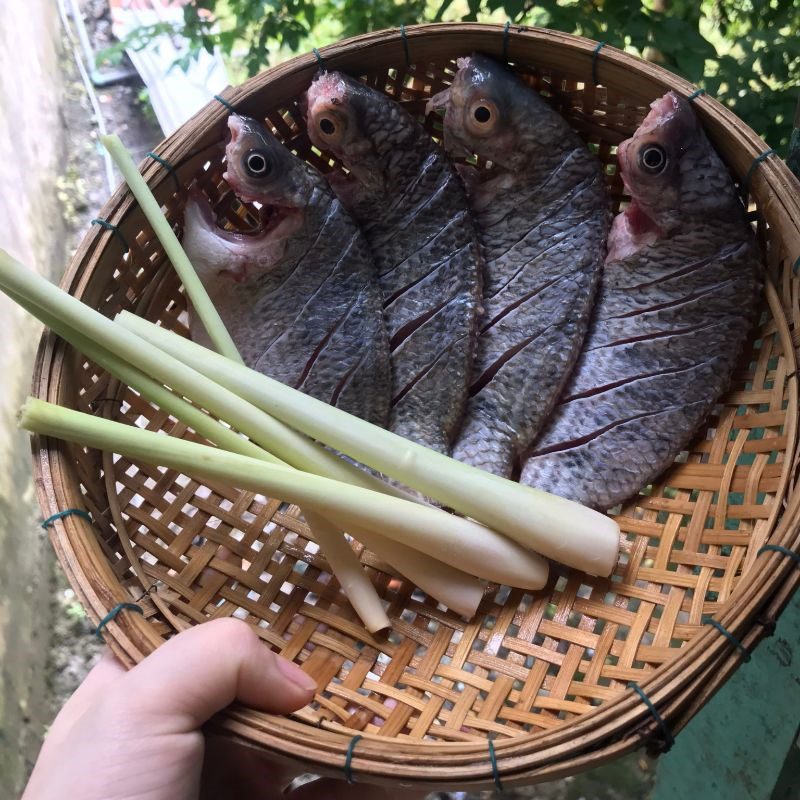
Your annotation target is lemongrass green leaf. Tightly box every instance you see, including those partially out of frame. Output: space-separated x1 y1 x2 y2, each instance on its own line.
101 133 242 363
20 398 549 589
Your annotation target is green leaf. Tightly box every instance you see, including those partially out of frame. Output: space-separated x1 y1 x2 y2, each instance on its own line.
217 30 237 52
464 0 482 22
674 48 708 81
110 0 790 147
498 0 524 16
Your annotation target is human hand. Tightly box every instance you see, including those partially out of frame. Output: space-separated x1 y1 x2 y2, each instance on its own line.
22 618 424 799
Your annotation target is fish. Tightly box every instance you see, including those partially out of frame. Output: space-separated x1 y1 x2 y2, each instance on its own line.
304 71 482 453
428 54 611 477
520 91 761 509
181 115 391 426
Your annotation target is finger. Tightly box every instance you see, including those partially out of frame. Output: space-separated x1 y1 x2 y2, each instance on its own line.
116 617 317 730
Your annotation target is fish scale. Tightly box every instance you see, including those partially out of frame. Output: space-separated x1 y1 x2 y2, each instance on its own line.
182 116 391 427
432 54 610 477
562 320 742 400
533 358 732 452
528 401 712 511
306 72 482 453
521 92 760 509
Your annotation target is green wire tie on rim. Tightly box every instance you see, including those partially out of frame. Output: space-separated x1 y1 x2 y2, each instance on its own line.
687 88 706 102
91 218 129 251
628 682 675 752
88 396 125 414
313 48 325 69
213 94 237 114
41 508 92 529
741 147 776 195
146 152 180 192
93 602 145 640
488 737 504 792
703 617 751 662
591 41 606 87
502 20 511 62
399 24 411 66
793 255 800 275
343 734 363 784
757 543 800 565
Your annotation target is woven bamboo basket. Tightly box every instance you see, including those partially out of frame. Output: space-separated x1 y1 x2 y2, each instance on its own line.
31 23 800 791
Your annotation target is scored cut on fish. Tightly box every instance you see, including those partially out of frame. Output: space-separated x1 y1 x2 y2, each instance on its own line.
305 72 482 454
182 115 391 426
521 91 761 509
429 54 611 478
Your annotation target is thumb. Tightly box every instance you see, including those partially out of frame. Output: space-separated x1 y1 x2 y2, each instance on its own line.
117 618 317 730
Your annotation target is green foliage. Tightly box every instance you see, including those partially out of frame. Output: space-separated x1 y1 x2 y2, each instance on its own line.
113 0 799 150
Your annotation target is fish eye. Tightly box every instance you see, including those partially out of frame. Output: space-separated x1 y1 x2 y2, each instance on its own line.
244 150 272 178
314 110 348 146
639 144 668 175
473 105 492 123
467 99 498 135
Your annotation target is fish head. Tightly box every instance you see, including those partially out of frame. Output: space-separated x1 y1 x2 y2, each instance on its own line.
304 71 394 194
186 120 313 287
617 92 738 234
224 115 313 208
182 186 255 285
427 54 546 169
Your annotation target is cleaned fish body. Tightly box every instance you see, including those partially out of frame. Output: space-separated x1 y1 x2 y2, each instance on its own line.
521 92 760 509
430 55 610 477
182 116 391 426
305 72 482 453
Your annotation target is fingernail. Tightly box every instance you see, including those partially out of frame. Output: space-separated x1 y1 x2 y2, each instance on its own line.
276 658 318 693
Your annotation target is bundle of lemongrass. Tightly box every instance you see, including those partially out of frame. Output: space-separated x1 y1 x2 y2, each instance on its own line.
3 135 619 633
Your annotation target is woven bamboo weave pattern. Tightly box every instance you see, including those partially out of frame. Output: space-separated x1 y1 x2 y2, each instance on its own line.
31 24 800 787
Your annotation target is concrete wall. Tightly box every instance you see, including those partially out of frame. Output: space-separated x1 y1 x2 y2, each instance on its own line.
0 3 65 793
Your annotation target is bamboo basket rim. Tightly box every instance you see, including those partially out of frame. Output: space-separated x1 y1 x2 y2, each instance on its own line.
31 22 800 788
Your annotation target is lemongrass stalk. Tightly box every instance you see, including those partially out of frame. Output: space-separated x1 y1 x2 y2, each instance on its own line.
21 399 549 589
0 249 398 496
298 511 390 632
7 290 391 632
98 139 394 627
118 315 619 577
345 523 485 619
100 134 241 362
43 302 479 628
1 262 486 618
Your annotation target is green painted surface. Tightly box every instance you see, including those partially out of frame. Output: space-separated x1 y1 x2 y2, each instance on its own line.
653 590 800 800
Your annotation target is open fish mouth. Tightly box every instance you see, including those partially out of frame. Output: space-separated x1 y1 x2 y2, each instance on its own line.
186 184 291 244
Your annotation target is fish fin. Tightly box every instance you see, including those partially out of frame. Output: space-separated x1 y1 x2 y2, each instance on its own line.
326 169 380 207
455 163 481 194
468 171 516 213
426 86 451 117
